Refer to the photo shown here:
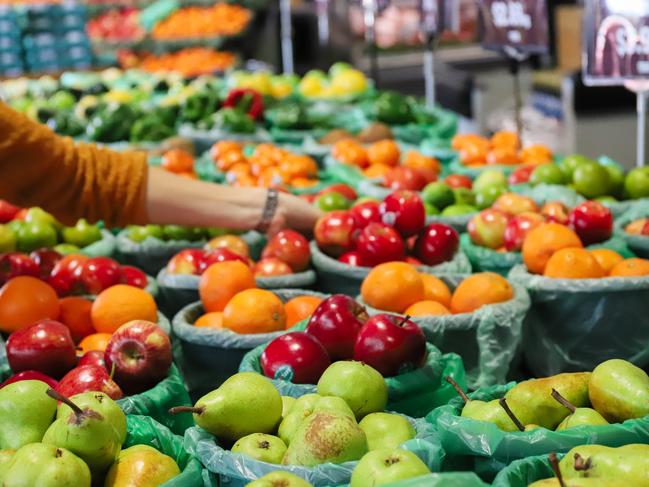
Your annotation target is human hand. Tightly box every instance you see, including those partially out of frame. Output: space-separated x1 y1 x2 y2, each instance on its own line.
268 192 323 237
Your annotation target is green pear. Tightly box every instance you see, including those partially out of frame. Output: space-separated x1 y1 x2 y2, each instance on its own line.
317 362 388 420
169 372 282 443
528 478 627 486
504 372 591 429
0 449 15 482
245 471 313 487
551 389 608 431
281 396 297 418
104 444 181 487
358 413 415 450
282 410 368 466
232 433 287 464
589 359 649 422
1 443 91 487
0 380 57 449
42 389 122 475
350 449 430 487
560 444 649 483
61 218 102 247
278 394 354 445
56 392 127 444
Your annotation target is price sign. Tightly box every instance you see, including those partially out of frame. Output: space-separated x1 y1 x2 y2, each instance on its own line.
419 0 441 36
583 0 649 86
478 0 549 54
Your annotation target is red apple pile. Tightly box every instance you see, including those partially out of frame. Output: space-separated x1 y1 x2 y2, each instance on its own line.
260 294 427 383
625 218 649 236
468 193 613 251
87 8 145 43
0 250 147 295
315 190 460 267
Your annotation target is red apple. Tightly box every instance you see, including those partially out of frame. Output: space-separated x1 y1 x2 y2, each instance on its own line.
568 201 613 245
0 200 20 223
642 220 649 236
338 251 368 267
104 320 172 394
56 364 123 400
0 252 39 285
6 320 77 379
78 257 121 295
493 193 538 216
200 248 248 272
314 211 356 257
468 209 509 249
356 223 405 266
404 256 423 266
119 265 148 289
50 254 87 295
508 165 535 185
254 257 293 277
353 314 426 377
261 332 331 384
261 230 311 272
0 370 59 389
30 248 63 279
383 167 427 191
444 174 472 189
77 350 106 369
379 190 426 238
306 295 369 360
541 201 570 224
319 183 358 202
349 201 382 231
504 212 545 251
166 249 205 275
413 223 459 265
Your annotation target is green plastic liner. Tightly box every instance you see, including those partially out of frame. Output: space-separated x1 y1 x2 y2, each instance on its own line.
79 229 117 257
614 201 649 258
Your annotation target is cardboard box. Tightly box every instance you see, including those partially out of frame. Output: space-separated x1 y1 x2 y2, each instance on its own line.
555 5 583 72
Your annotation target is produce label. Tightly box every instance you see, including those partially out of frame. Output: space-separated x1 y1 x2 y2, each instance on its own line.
583 0 649 86
478 0 549 54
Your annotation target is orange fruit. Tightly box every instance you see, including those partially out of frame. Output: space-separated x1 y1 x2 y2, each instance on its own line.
522 223 583 274
609 258 649 277
59 296 95 343
194 312 224 328
450 272 514 314
78 333 112 354
364 163 392 179
285 295 323 328
222 289 286 334
161 149 194 173
459 144 487 166
279 154 318 180
91 285 158 334
625 219 649 235
404 300 451 316
520 144 553 165
205 235 250 258
290 177 319 189
199 261 255 312
419 274 452 308
590 249 624 274
0 276 60 333
452 134 489 151
367 140 400 167
332 139 369 168
486 147 520 165
491 130 519 149
403 151 441 175
543 248 606 279
217 149 247 171
210 140 242 162
493 193 539 215
361 262 424 313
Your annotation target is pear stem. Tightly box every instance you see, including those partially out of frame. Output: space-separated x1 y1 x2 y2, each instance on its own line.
498 397 525 432
573 453 592 471
46 389 84 417
444 376 469 404
396 315 412 327
551 389 576 414
169 406 204 415
548 452 566 487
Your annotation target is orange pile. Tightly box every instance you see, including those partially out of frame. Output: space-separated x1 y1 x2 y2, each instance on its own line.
360 262 514 315
133 48 236 77
152 3 251 40
452 131 553 167
210 141 319 189
161 149 197 179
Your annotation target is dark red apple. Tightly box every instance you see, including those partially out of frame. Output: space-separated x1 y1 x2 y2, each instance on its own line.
0 200 20 223
350 201 382 231
314 210 356 257
306 294 369 360
0 370 59 389
200 248 248 272
50 254 87 295
508 164 535 185
6 320 77 378
568 201 613 245
104 320 172 394
338 251 368 267
444 174 472 189
353 314 426 377
413 223 459 266
503 212 545 251
78 257 121 294
261 230 311 272
253 257 293 277
166 249 205 275
383 167 427 191
119 265 148 289
30 248 63 279
0 252 39 285
260 332 331 384
77 350 106 369
380 190 426 238
319 183 358 202
356 223 405 266
56 364 123 400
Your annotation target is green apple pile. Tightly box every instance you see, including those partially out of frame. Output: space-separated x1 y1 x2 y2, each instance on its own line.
448 358 649 433
4 208 102 254
125 224 235 243
0 381 181 486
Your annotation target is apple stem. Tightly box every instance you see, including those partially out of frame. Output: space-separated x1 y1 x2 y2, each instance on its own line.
551 389 576 414
169 406 204 415
396 315 412 327
46 388 84 417
444 376 469 404
109 362 116 381
573 453 592 472
548 452 566 487
498 397 525 432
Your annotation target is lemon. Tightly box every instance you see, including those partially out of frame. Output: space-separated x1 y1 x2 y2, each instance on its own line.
330 69 368 95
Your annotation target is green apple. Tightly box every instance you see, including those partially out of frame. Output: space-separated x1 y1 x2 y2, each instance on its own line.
24 207 61 231
529 163 567 186
162 225 194 241
231 433 287 464
54 243 80 255
354 197 381 206
127 225 164 243
424 202 438 216
475 186 506 210
625 167 649 199
246 471 313 487
0 225 16 252
315 192 351 212
472 169 507 193
61 219 102 248
441 204 476 217
604 165 624 197
16 221 58 252
573 162 611 199
560 154 591 181
350 449 430 487
452 188 475 206
421 182 454 210
359 413 415 451
7 220 22 234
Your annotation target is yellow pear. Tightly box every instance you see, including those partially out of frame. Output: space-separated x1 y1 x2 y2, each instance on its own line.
104 445 180 487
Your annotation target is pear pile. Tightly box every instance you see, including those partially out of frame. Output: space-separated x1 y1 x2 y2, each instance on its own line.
449 358 649 433
0 380 181 487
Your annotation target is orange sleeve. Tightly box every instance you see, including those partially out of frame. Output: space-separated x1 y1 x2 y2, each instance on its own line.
0 101 149 227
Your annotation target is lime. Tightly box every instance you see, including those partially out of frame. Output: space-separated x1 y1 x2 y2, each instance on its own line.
475 185 506 209
441 204 477 217
625 167 649 199
16 221 57 252
530 163 567 186
453 188 476 206
473 169 508 193
24 207 61 231
572 162 611 199
421 182 454 210
560 154 592 181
